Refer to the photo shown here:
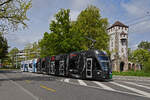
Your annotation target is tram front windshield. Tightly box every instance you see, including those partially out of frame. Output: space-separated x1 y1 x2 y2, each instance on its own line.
98 56 109 71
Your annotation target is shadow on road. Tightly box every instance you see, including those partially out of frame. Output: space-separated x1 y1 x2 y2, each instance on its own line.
0 70 63 82
0 70 113 82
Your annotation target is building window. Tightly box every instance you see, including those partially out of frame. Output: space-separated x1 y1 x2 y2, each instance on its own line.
111 42 113 47
121 39 127 46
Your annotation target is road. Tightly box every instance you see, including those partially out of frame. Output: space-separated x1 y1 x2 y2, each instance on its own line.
0 70 150 100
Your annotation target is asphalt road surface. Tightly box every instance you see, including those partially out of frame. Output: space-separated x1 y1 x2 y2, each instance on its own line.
0 70 150 100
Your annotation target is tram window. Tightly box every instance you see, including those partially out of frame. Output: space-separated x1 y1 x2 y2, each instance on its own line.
29 64 32 68
42 62 45 68
98 56 108 60
93 58 101 70
101 62 109 71
25 64 28 68
69 55 79 69
87 71 91 76
21 65 23 68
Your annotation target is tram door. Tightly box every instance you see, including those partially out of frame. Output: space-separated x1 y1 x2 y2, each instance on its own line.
50 61 55 74
86 58 92 78
59 60 65 75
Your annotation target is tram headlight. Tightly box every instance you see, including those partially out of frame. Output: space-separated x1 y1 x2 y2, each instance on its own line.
97 71 101 75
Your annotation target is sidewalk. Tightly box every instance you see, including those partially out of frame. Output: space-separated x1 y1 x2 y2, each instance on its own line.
113 75 150 80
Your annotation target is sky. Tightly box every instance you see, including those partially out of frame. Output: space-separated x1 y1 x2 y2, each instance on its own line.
5 0 150 50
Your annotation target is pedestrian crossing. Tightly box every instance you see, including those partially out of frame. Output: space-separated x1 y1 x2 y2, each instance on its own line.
22 72 150 98
60 78 150 98
93 81 115 91
78 79 87 86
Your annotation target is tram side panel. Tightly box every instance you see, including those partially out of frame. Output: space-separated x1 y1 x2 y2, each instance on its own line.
48 54 68 77
36 58 42 73
36 50 112 80
49 56 56 75
58 54 67 76
45 57 51 75
28 60 33 72
67 50 112 80
32 59 37 73
68 53 84 78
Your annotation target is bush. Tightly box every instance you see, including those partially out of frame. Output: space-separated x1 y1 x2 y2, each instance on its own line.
112 70 150 77
143 58 150 73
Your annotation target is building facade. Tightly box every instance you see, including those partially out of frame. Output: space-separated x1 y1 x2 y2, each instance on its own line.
107 21 129 71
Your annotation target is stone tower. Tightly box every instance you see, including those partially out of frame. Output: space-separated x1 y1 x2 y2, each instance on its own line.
107 21 129 71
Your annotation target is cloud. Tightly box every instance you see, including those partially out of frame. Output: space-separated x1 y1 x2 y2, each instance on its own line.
6 31 43 50
121 0 150 17
70 10 80 21
129 17 150 34
70 0 95 10
6 0 150 51
120 0 150 50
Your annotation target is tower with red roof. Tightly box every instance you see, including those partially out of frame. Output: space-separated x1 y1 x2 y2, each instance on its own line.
107 21 129 71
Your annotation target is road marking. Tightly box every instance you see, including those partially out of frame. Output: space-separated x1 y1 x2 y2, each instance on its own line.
125 82 150 90
1 74 39 100
113 77 150 82
110 82 150 98
25 80 31 83
60 79 64 82
40 85 56 92
138 83 150 86
78 79 87 86
64 78 70 83
93 81 115 91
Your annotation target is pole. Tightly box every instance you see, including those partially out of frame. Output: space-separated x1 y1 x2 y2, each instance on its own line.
16 53 17 68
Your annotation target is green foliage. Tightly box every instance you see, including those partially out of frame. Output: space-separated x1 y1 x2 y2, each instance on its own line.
39 5 109 57
129 48 150 72
143 58 150 73
129 49 150 65
0 0 32 33
0 33 8 60
138 41 150 50
75 5 109 50
9 47 19 67
39 9 78 57
113 70 150 77
24 42 40 59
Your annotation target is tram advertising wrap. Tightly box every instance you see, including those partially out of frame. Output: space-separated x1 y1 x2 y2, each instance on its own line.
21 50 112 80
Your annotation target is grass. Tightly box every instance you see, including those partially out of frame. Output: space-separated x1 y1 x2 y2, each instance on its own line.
0 66 20 70
112 70 150 77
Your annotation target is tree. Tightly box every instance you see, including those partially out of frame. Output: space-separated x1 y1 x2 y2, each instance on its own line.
39 9 73 57
24 42 40 59
0 0 32 33
130 49 150 66
39 5 109 57
143 58 150 72
9 47 19 67
50 9 72 54
74 5 109 50
138 41 150 50
0 33 8 61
